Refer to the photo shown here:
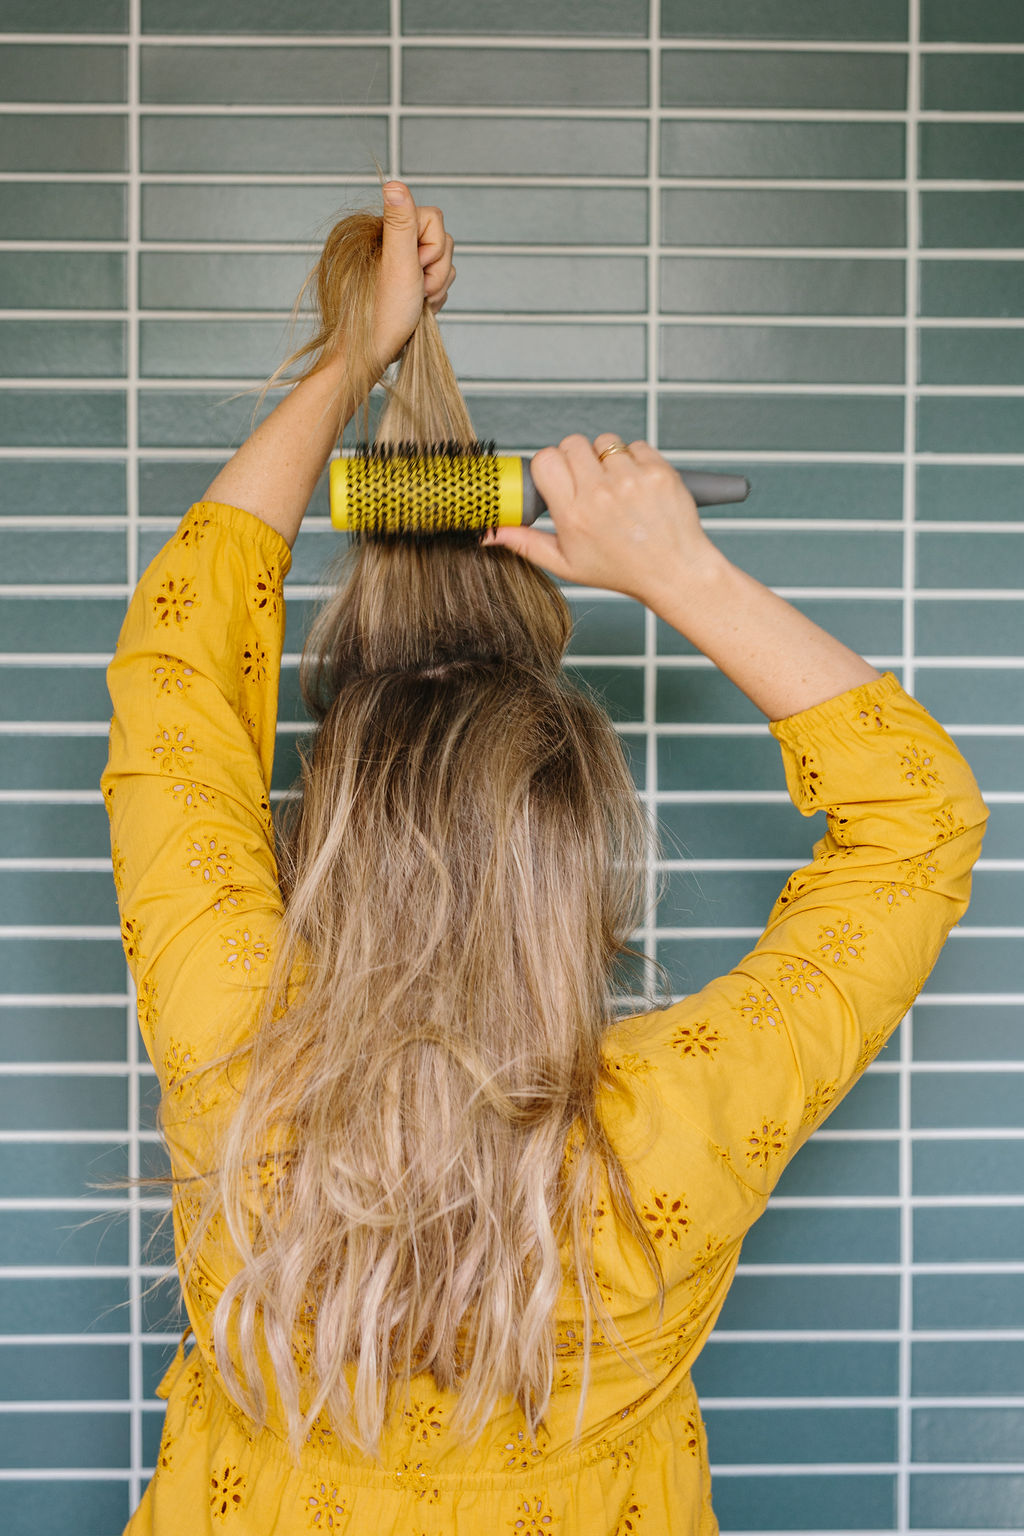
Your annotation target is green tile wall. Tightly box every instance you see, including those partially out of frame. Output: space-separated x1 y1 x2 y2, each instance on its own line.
0 2 1019 1532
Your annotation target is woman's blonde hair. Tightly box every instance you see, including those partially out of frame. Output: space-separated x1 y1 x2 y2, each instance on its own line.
191 203 665 1459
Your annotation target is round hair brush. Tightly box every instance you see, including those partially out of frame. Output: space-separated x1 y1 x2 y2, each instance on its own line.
330 442 750 538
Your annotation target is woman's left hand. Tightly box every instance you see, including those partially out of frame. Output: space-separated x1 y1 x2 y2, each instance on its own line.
374 181 456 364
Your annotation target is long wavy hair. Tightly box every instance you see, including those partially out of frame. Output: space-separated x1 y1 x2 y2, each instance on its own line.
188 202 665 1459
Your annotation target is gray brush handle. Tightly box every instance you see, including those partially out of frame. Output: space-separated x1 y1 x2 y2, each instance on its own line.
519 460 749 526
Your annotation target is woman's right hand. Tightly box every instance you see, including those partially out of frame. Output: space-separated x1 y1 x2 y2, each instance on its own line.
484 432 722 608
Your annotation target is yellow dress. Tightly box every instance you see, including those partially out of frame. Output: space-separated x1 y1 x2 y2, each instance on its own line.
103 502 988 1536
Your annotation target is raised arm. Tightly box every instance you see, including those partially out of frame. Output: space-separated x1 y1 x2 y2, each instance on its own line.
202 182 455 548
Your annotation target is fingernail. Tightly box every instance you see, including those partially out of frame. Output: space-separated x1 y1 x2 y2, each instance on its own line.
383 182 405 205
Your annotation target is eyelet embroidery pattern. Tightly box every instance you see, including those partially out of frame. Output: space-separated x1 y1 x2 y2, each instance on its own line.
801 1078 839 1127
776 959 826 1000
498 1426 549 1471
509 1495 556 1531
855 1023 896 1076
305 1482 346 1530
221 927 270 972
825 807 852 845
152 726 198 774
796 750 823 803
179 508 212 548
607 1051 655 1079
186 835 234 885
135 975 158 1041
404 1399 446 1444
241 638 269 686
899 852 940 890
737 988 782 1032
772 871 810 915
184 1360 206 1416
153 575 198 628
111 843 127 899
212 885 246 917
252 569 281 622
305 1415 336 1453
900 741 942 790
120 914 143 968
209 1462 245 1520
670 1018 723 1057
816 919 868 968
164 1037 199 1097
744 1118 788 1171
639 1191 690 1247
392 1462 441 1504
153 659 195 696
613 1498 646 1535
933 806 966 844
157 1419 174 1474
871 878 915 912
168 779 215 813
856 701 889 732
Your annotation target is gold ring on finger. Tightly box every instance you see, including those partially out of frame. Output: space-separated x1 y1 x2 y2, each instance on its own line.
597 443 630 463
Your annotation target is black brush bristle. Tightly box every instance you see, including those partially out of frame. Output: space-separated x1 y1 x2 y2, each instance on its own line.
346 440 501 542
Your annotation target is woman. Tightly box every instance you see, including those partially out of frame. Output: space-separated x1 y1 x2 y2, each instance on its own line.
104 183 988 1534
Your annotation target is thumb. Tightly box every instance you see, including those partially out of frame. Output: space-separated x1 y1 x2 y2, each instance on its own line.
381 180 418 242
484 525 569 579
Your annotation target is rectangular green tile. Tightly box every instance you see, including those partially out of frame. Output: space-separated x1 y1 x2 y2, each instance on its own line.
914 1204 1024 1265
694 1338 899 1399
913 1339 1024 1397
0 531 125 586
0 1341 128 1400
914 667 1024 725
141 182 358 242
140 114 388 173
657 801 813 859
913 1406 1024 1464
656 668 764 727
404 46 647 107
0 597 124 653
661 256 905 316
139 319 298 380
566 595 644 656
915 1274 1024 1331
921 192 1024 251
0 1076 127 1133
0 1483 130 1530
706 1406 896 1465
926 936 1020 994
463 392 648 451
0 114 126 173
776 1138 899 1199
662 0 908 42
913 1072 1024 1131
658 866 790 928
914 1138 1024 1198
920 261 1024 320
445 320 646 382
0 938 126 995
745 1207 901 1266
914 1006 1024 1065
911 1472 1024 1528
918 531 1024 590
656 933 747 991
0 390 126 449
0 803 112 859
662 50 905 111
714 1473 895 1532
819 1073 899 1132
141 44 388 104
142 1340 181 1398
0 0 127 26
661 119 903 179
0 665 114 720
0 460 125 517
142 0 387 29
975 805 1024 859
448 254 647 314
0 1276 129 1334
0 871 117 927
138 460 234 514
0 182 125 241
718 1274 899 1332
0 251 125 310
0 1140 129 1200
1 1005 125 1067
956 734 1021 791
400 116 648 177
659 391 904 453
0 320 125 379
0 735 110 793
0 45 126 103
403 0 648 32
713 529 901 590
953 872 1024 930
140 1274 185 1338
660 322 904 384
922 0 1024 43
657 731 780 790
662 188 905 248
921 393 1024 451
662 597 903 658
140 250 311 310
564 662 643 724
0 1410 130 1470
138 388 264 450
917 600 1024 657
923 54 1024 113
921 124 1024 183
0 1207 128 1267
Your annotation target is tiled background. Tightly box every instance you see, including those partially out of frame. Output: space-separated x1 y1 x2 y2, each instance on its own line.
1 0 1022 1531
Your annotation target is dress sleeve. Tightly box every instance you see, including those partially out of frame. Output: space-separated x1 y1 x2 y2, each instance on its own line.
102 501 291 1172
605 672 989 1210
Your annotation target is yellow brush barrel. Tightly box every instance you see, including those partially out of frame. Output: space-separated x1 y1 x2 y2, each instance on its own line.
330 447 524 536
